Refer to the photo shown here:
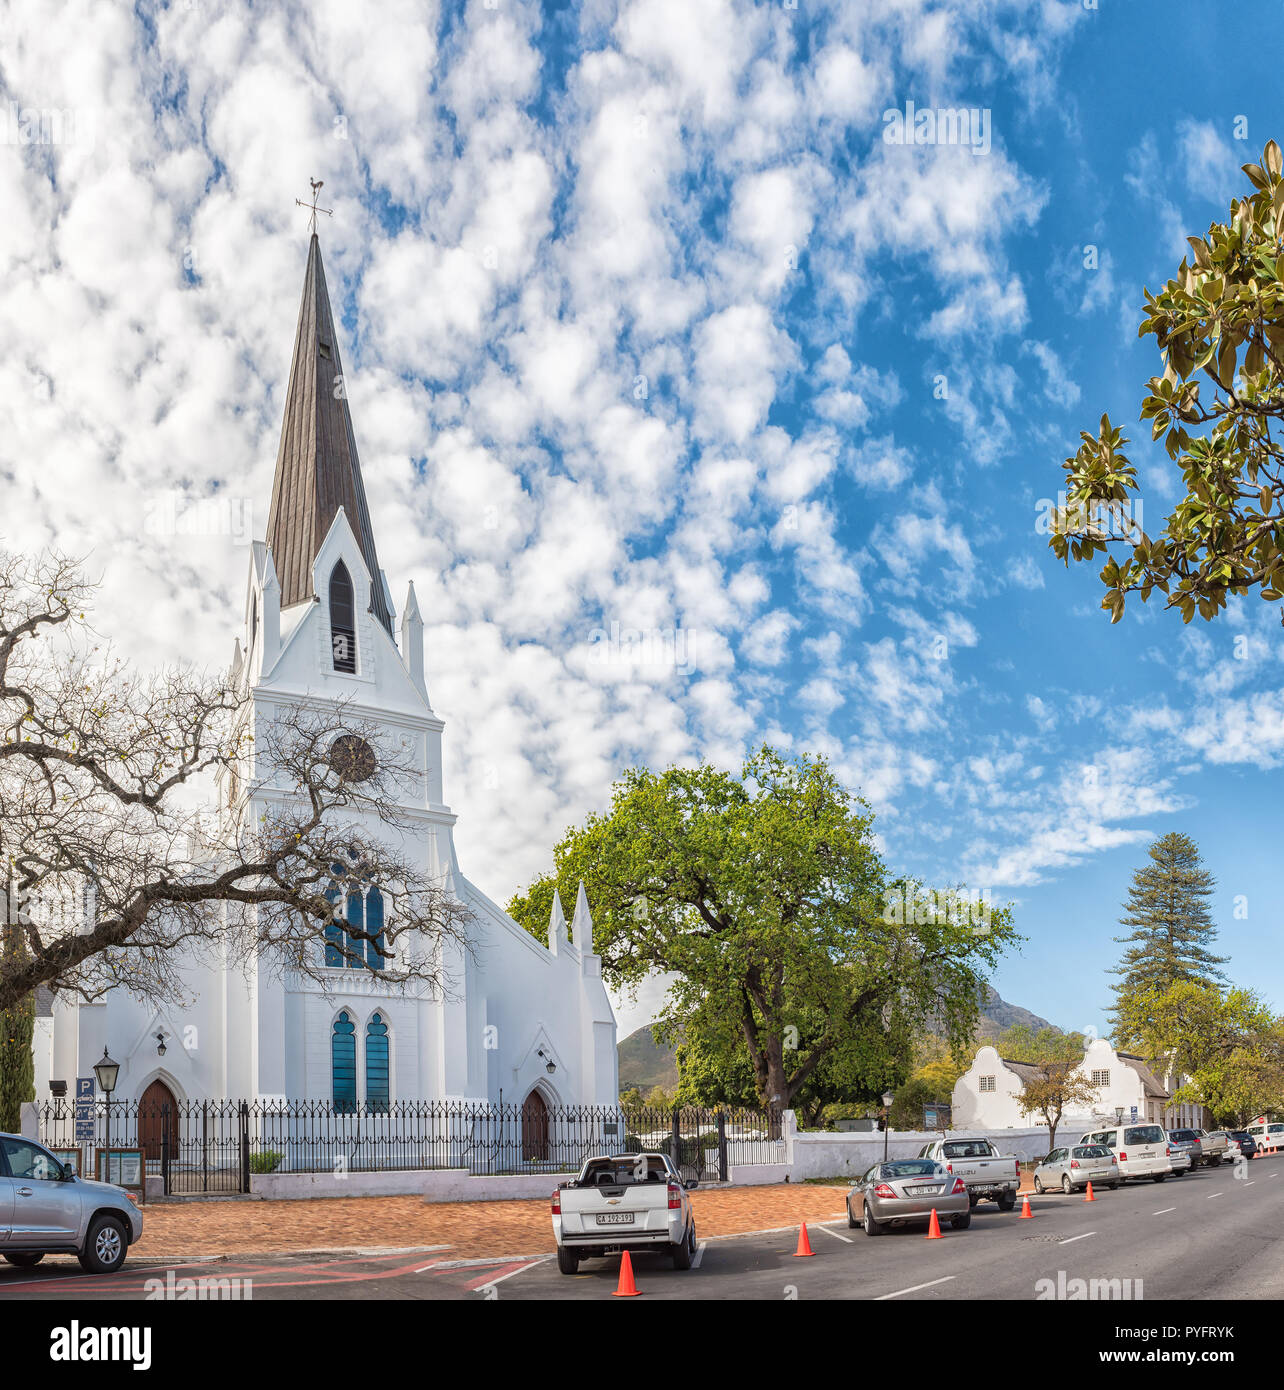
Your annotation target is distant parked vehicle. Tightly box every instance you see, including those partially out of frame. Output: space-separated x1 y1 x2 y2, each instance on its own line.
847 1159 970 1235
1220 1134 1243 1160
916 1136 1021 1210
1167 1129 1203 1173
1078 1124 1172 1182
1032 1144 1119 1194
1244 1119 1284 1155
1229 1131 1259 1159
1195 1129 1228 1166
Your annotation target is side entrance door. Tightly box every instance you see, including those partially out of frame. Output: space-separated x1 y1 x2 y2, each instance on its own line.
138 1079 179 1162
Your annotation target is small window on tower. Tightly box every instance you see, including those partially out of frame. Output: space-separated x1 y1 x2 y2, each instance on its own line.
329 562 356 672
319 340 332 359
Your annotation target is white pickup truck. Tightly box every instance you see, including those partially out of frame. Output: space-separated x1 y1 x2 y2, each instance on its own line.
552 1152 698 1274
916 1136 1021 1209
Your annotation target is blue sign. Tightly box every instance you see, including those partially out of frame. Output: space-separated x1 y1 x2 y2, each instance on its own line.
74 1119 94 1141
1130 1106 1138 1121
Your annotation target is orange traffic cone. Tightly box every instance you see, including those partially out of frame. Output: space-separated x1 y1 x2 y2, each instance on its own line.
1019 1194 1034 1218
612 1250 640 1297
1084 1182 1096 1202
794 1222 815 1257
925 1208 943 1239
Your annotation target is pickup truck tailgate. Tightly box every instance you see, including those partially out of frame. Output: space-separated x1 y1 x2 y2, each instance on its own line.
560 1184 674 1240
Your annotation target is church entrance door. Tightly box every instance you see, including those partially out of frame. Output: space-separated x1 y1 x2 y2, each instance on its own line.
521 1088 550 1162
138 1079 179 1161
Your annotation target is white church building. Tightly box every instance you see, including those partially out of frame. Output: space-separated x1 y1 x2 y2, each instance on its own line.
35 231 618 1130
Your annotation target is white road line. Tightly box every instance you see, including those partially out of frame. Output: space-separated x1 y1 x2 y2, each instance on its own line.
473 1256 549 1292
874 1275 956 1301
1207 1192 1225 1199
691 1241 707 1269
816 1223 854 1244
1153 1207 1176 1215
415 1261 444 1273
1059 1232 1095 1245
1244 1181 1255 1187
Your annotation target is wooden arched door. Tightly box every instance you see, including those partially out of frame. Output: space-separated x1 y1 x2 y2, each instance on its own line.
138 1079 179 1161
521 1088 550 1162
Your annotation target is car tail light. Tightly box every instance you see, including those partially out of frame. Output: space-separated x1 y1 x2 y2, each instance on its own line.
1119 1151 1127 1162
667 1181 682 1210
1070 1159 1080 1168
1014 1159 1020 1178
1166 1145 1174 1156
951 1177 966 1195
946 1162 953 1174
872 1183 896 1199
551 1189 561 1214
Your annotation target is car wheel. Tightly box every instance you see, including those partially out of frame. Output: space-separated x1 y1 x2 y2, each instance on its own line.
1110 1181 1120 1191
968 1194 979 1208
847 1200 858 1230
556 1245 580 1275
997 1191 1016 1212
672 1223 696 1270
1153 1174 1167 1183
78 1215 128 1275
863 1204 882 1237
3 1253 44 1268
951 1211 971 1231
1211 1155 1223 1167
1061 1175 1073 1194
1033 1177 1044 1194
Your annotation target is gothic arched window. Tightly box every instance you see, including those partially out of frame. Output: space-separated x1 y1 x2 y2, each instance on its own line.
366 1013 390 1113
329 561 356 672
332 1012 357 1113
365 887 386 970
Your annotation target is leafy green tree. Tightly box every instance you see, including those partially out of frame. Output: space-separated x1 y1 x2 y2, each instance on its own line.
508 746 1016 1116
1109 832 1228 1045
1117 980 1284 1127
0 927 35 1132
1051 140 1284 626
998 1025 1097 1152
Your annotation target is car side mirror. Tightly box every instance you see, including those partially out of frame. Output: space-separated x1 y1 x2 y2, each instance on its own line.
684 1177 698 1190
60 1162 75 1182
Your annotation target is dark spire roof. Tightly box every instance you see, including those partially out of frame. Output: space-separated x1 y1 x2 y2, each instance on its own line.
265 233 393 634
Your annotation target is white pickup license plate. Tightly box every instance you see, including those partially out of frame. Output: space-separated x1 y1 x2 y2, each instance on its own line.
596 1212 636 1226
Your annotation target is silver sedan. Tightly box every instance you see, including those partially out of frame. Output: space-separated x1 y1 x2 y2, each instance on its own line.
1033 1144 1120 1194
846 1159 971 1235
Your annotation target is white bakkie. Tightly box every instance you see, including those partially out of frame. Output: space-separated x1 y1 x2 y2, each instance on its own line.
552 1152 698 1275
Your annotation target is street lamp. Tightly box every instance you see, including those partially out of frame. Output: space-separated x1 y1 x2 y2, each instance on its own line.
882 1090 895 1161
1115 1106 1125 1124
94 1048 120 1169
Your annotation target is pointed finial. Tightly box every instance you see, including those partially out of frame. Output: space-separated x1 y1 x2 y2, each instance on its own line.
548 888 569 955
295 177 333 237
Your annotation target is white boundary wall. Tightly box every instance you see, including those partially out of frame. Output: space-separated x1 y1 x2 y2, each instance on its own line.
253 1168 576 1202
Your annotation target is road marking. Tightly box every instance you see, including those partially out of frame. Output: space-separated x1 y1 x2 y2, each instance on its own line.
816 1223 854 1244
470 1256 549 1293
1207 1192 1225 1199
1244 1181 1255 1187
691 1241 707 1269
1153 1207 1176 1215
1059 1232 1095 1245
874 1275 956 1301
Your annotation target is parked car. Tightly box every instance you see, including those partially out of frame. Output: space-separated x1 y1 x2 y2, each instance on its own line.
916 1136 1021 1210
1229 1131 1259 1159
552 1152 697 1274
847 1159 970 1235
1195 1129 1228 1166
1167 1129 1203 1173
0 1133 142 1274
1077 1123 1172 1181
1245 1119 1284 1154
1033 1144 1119 1194
1221 1135 1243 1160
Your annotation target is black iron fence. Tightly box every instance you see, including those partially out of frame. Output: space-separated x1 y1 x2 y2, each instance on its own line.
35 1098 784 1195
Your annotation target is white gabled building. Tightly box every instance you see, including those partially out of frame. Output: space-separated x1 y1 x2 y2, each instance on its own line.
953 1037 1209 1134
38 231 618 1131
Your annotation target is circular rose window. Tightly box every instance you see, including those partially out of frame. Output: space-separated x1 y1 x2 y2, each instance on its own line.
329 734 377 783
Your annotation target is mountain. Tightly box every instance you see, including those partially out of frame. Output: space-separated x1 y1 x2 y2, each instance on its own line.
616 986 1060 1091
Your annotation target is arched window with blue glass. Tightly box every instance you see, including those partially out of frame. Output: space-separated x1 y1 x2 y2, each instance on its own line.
366 1013 390 1113
332 1011 357 1113
323 866 388 973
324 864 345 967
365 887 386 970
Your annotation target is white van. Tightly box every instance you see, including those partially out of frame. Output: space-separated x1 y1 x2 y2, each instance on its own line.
1078 1123 1172 1181
1245 1120 1284 1155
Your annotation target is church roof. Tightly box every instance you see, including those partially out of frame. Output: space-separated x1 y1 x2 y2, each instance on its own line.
265 233 393 634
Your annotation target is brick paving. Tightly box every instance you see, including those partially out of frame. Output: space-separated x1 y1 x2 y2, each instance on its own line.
133 1183 850 1261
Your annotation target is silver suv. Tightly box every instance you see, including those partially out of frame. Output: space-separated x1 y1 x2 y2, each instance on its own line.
0 1133 143 1274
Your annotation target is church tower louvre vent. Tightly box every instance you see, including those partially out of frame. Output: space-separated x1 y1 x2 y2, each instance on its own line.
264 231 394 635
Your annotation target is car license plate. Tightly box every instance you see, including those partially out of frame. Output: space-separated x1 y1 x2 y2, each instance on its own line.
913 1185 943 1195
596 1212 635 1226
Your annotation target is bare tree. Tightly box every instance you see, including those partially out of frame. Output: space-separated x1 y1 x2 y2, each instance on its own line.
0 548 472 1013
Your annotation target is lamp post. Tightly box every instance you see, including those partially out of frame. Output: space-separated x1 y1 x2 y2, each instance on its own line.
1115 1106 1125 1125
94 1048 120 1174
882 1090 895 1161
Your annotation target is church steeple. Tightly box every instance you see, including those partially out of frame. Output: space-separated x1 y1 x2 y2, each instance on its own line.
265 232 394 634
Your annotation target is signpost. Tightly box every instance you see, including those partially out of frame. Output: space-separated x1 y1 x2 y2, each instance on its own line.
74 1076 95 1145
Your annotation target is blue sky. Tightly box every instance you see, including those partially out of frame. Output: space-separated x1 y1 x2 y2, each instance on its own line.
2 0 1281 1042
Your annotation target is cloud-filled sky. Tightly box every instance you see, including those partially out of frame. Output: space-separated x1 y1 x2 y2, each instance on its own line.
3 0 1282 1042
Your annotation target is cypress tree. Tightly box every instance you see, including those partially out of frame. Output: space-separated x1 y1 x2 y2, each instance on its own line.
0 985 34 1134
1108 832 1228 1042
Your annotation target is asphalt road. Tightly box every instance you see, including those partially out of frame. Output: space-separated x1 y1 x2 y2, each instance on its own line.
0 1157 1278 1302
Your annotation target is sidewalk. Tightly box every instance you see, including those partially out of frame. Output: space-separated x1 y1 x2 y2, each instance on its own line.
134 1183 849 1261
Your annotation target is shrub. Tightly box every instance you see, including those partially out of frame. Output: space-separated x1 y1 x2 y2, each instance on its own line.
250 1151 283 1174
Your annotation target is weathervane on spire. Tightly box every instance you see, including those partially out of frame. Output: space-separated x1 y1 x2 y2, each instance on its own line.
295 177 333 236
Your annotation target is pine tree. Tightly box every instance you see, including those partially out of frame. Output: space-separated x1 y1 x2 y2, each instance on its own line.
1109 832 1228 1045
